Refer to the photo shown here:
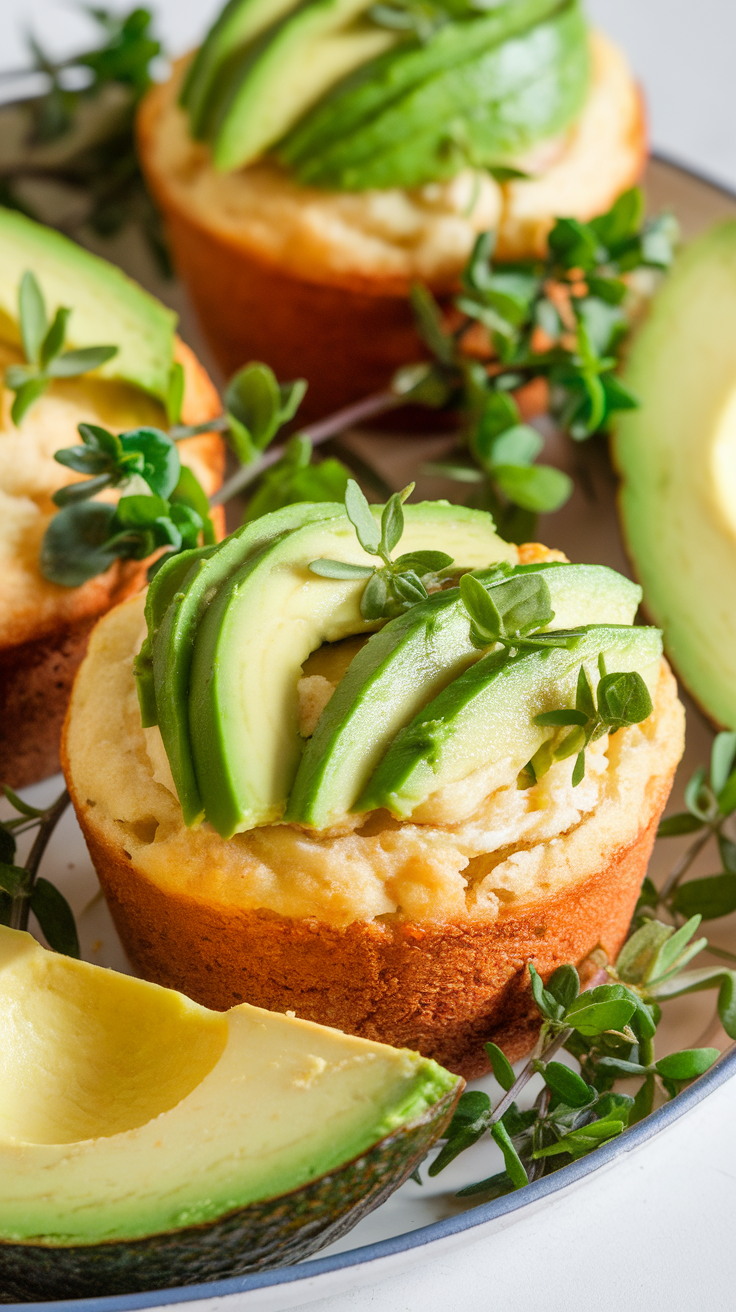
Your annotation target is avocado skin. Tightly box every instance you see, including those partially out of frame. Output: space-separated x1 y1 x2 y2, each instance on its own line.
0 1085 458 1300
280 0 566 166
292 4 587 190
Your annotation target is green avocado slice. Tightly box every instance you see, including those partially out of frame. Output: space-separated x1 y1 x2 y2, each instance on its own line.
613 220 736 731
279 0 565 168
294 4 588 191
0 926 459 1298
148 502 342 826
210 0 401 173
187 503 513 837
358 624 662 821
0 207 176 404
180 0 300 135
287 563 641 830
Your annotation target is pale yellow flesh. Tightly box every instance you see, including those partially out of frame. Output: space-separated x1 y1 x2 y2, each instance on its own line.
0 927 452 1244
614 221 736 728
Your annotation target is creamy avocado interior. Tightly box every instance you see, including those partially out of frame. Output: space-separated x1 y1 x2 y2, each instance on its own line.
0 926 457 1244
180 0 590 187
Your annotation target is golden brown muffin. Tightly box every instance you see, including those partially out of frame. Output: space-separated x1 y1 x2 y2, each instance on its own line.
62 579 682 1078
137 33 646 417
0 337 224 789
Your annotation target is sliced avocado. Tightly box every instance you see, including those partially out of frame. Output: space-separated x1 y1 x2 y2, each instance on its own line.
359 624 662 820
148 502 341 825
0 926 459 1299
0 207 176 404
188 503 513 837
279 0 566 168
613 221 736 730
294 5 588 190
287 562 640 830
210 0 401 173
180 0 299 135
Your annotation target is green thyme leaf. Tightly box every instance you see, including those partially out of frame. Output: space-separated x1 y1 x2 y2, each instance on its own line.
344 479 381 554
654 1049 719 1082
670 874 736 921
309 560 375 580
490 1121 528 1189
30 878 80 958
542 1061 594 1108
18 270 47 365
485 1041 515 1092
657 812 706 837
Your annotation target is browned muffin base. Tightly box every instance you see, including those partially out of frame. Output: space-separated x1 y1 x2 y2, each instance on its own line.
70 783 665 1078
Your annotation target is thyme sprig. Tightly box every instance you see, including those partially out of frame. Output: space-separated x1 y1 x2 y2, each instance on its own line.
423 913 731 1198
639 732 736 933
0 787 78 958
411 187 678 540
1 8 164 262
6 271 117 424
309 479 455 619
529 660 653 788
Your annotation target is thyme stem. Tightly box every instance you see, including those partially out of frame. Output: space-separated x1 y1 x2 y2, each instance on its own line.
208 389 402 508
9 789 70 931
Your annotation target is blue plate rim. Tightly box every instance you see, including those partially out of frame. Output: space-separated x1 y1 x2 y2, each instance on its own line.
9 1041 736 1311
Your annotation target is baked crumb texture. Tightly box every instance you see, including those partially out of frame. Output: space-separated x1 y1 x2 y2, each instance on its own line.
64 589 683 1076
137 32 645 415
0 337 223 788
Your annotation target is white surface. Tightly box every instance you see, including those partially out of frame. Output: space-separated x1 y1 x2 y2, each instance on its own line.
3 2 736 1308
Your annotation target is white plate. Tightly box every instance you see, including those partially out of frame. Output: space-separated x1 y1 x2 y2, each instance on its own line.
5 156 736 1309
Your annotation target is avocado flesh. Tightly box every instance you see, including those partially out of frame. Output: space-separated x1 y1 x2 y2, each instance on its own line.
287 563 641 830
613 221 736 730
0 207 176 403
149 503 341 827
211 0 400 173
280 0 565 168
359 625 662 820
0 927 457 1258
180 0 300 135
294 5 588 191
188 503 513 838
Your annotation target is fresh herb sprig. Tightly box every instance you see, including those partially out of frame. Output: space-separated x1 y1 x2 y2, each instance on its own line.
2 9 164 261
529 660 653 788
458 569 581 654
309 479 455 620
412 187 677 541
422 913 731 1198
42 423 216 586
5 271 117 424
0 786 78 958
639 732 736 932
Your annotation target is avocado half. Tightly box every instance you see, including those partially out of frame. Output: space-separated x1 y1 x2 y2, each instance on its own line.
613 221 736 729
0 926 460 1300
0 206 177 404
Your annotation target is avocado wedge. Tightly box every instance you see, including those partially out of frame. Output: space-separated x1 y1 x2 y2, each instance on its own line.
0 926 459 1300
0 207 176 404
280 0 565 168
145 502 342 826
293 4 588 191
187 502 513 837
287 563 641 830
613 221 736 730
210 0 400 173
180 0 299 135
359 624 662 821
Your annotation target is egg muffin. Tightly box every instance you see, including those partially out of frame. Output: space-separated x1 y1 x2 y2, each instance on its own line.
63 500 682 1076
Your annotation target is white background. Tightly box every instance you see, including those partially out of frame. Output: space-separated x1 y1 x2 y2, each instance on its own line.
2 2 736 1309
